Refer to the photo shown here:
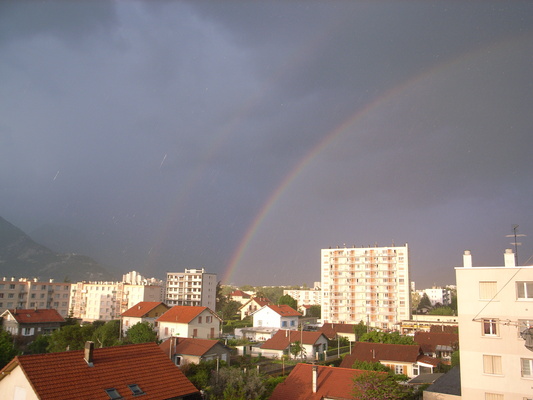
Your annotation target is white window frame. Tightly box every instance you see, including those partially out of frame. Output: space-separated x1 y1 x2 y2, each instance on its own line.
521 358 533 378
517 281 533 299
482 319 499 337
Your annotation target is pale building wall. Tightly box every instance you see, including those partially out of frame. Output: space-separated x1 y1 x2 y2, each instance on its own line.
283 288 322 307
0 364 39 400
253 307 298 330
321 244 411 330
166 269 217 310
456 249 533 400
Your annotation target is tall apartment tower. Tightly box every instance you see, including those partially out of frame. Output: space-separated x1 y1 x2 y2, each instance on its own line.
456 249 533 399
321 244 411 330
165 268 217 311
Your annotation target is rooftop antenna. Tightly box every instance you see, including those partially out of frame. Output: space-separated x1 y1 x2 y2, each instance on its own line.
506 225 526 266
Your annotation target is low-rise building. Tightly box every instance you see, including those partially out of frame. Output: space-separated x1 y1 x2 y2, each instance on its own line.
252 304 301 330
414 331 459 363
239 296 272 319
159 336 232 367
1 308 65 342
156 306 221 340
120 301 170 336
340 342 440 378
0 341 202 399
259 329 328 361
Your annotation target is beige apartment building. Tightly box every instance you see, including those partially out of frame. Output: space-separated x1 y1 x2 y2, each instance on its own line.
283 283 322 308
456 249 533 400
70 279 164 322
165 268 217 311
321 244 411 330
0 277 71 317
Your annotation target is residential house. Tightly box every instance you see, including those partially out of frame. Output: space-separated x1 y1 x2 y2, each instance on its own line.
236 304 301 341
340 342 440 378
156 306 221 340
239 296 272 319
423 366 462 400
319 322 362 342
120 301 170 336
455 248 533 399
1 308 64 343
414 331 459 363
0 341 202 399
260 329 328 361
160 336 232 367
269 363 370 400
228 289 251 305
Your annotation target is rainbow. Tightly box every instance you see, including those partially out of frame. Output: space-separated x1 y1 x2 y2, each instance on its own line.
221 32 530 284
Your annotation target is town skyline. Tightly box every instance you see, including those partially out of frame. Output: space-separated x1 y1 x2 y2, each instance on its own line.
2 1 532 289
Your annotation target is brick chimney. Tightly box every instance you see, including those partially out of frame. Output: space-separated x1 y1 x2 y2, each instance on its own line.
84 341 94 367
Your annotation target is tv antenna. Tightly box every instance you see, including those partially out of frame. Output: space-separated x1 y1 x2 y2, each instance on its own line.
506 225 526 266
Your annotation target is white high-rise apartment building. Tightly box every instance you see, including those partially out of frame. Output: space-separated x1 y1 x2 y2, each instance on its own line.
165 268 217 311
70 273 164 322
0 277 71 317
321 244 411 330
283 284 322 308
456 249 533 399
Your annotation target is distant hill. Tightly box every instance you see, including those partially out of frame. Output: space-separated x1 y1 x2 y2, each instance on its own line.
0 216 117 282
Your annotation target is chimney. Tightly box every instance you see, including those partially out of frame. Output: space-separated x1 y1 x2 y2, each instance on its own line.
504 248 515 267
463 250 472 268
312 365 318 393
84 341 94 367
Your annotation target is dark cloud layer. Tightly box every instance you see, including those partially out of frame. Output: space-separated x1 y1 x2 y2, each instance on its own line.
1 1 532 288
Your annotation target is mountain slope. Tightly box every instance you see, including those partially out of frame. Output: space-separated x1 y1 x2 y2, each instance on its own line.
0 216 116 282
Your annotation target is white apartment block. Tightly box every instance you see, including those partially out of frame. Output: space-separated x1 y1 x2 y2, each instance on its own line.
70 279 164 322
0 277 71 318
420 287 451 306
456 249 533 400
165 268 217 311
321 244 411 330
283 287 322 308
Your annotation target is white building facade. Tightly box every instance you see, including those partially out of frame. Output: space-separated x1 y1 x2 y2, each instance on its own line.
283 286 322 308
165 268 217 310
321 244 411 330
0 277 71 317
456 249 533 400
423 287 452 306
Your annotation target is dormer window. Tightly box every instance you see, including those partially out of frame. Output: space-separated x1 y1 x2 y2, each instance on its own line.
105 388 122 399
128 384 145 396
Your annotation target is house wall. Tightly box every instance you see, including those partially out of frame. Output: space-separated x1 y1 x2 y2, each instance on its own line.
159 310 220 340
0 365 39 400
253 308 298 330
423 392 461 400
159 322 189 340
456 254 533 400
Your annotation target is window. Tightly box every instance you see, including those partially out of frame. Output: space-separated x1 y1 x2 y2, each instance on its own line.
485 394 503 400
483 319 499 336
521 358 533 378
479 281 497 300
517 282 533 299
282 321 287 328
128 384 144 396
105 388 123 399
394 365 404 374
483 355 502 375
198 316 202 323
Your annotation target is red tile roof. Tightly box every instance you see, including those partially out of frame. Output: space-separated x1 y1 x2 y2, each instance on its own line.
156 306 210 323
159 337 222 357
269 363 371 400
0 342 201 400
319 323 359 339
230 290 250 298
340 342 423 368
3 309 65 324
261 330 327 350
121 302 168 317
264 304 302 317
414 332 459 354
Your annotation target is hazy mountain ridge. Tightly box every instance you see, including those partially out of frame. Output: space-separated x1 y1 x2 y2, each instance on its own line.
0 216 117 282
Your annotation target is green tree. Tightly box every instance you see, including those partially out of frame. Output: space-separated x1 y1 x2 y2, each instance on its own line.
451 350 460 367
352 370 412 400
449 292 458 314
93 320 121 348
351 360 391 372
0 330 18 369
208 367 266 400
360 331 415 345
47 323 95 352
353 320 368 341
428 306 454 316
418 293 432 311
27 335 50 354
289 340 306 360
220 300 242 321
307 305 321 318
277 294 297 310
216 281 228 313
125 322 158 344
